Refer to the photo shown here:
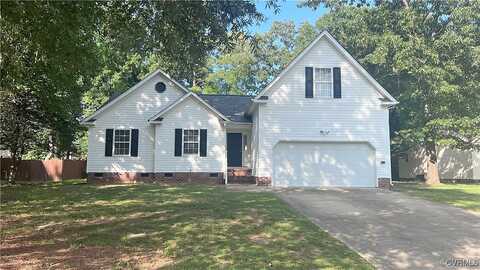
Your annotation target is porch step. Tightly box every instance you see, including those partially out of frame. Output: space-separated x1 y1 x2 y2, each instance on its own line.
227 168 254 184
227 168 252 177
228 176 256 184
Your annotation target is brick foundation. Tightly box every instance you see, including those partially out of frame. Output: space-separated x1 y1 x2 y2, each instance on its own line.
228 176 256 184
87 172 224 185
378 178 392 189
256 176 272 186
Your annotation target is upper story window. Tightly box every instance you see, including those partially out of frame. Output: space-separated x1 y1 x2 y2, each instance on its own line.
183 129 199 154
114 129 130 155
315 68 333 98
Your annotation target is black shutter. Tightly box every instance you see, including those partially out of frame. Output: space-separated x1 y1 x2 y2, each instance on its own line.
305 67 313 98
333 67 342 98
200 129 207 157
105 129 113 156
174 129 182 156
130 129 139 157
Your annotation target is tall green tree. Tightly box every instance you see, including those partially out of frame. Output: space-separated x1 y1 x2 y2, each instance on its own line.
1 1 100 181
202 21 311 95
304 0 480 184
1 1 265 179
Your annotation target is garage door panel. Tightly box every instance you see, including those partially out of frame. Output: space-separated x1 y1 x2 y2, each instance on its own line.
273 142 376 187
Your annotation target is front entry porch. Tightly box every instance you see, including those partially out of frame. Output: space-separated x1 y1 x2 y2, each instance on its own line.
226 125 254 184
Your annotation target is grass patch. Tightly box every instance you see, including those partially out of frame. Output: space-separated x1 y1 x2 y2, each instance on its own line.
1 181 372 269
394 182 480 213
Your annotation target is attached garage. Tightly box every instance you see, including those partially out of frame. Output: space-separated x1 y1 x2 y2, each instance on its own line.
273 142 376 187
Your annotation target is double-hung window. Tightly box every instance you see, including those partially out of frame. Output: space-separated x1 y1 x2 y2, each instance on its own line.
314 68 333 98
113 129 130 155
183 129 199 154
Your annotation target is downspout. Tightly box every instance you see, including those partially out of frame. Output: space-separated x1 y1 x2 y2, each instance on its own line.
224 121 228 185
153 124 156 174
255 104 261 180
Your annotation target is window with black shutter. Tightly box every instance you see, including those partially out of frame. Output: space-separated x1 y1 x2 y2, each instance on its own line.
305 67 314 98
200 129 207 157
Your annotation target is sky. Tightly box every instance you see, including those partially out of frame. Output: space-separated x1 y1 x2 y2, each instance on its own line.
250 0 329 33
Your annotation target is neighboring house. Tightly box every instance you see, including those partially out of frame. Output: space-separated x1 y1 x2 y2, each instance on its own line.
396 148 480 181
81 31 398 188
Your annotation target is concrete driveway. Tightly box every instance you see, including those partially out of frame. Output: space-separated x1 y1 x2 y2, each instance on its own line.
276 188 480 270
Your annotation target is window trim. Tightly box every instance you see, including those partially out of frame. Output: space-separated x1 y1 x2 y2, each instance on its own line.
313 67 334 99
112 129 131 156
182 129 200 155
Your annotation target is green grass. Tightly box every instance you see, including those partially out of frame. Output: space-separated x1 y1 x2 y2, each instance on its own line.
394 182 480 213
0 181 372 269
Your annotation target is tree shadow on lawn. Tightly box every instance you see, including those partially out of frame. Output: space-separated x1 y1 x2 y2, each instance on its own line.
1 184 372 269
393 183 480 213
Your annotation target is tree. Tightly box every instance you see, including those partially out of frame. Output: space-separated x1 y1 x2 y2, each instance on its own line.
202 21 311 95
1 1 266 176
201 37 258 95
0 91 43 183
1 1 101 180
304 0 480 184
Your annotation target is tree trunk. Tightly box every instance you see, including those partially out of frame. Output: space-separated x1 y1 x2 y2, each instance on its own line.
425 140 440 185
8 153 18 185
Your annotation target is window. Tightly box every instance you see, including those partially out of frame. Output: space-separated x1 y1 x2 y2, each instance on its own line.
314 68 333 98
183 129 199 154
113 129 130 155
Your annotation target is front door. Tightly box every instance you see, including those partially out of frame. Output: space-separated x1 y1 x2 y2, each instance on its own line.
227 133 242 167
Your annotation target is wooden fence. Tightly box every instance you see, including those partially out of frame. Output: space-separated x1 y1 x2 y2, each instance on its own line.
0 158 86 181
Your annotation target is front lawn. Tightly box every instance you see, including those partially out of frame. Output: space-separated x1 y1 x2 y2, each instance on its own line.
0 181 372 269
394 182 480 213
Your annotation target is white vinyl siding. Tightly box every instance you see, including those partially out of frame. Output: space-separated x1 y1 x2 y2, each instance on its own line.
154 96 226 172
255 36 392 183
86 73 184 173
314 67 333 98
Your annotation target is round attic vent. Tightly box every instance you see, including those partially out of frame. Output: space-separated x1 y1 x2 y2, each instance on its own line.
155 82 166 93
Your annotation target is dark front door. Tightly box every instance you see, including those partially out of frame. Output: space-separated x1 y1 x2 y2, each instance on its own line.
227 133 242 167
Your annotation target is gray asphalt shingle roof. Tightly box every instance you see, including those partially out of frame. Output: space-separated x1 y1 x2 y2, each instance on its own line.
198 94 253 123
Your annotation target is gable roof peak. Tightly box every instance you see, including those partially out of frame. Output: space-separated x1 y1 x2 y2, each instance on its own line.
81 68 189 124
253 30 398 104
147 92 230 123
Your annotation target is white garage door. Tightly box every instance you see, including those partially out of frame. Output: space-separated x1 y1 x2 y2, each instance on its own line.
273 142 376 187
